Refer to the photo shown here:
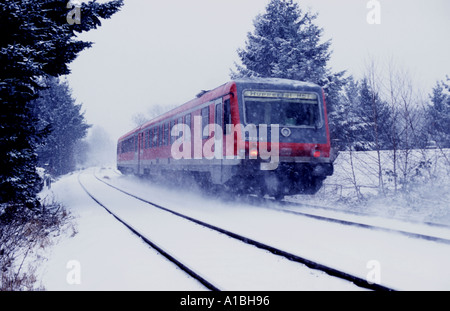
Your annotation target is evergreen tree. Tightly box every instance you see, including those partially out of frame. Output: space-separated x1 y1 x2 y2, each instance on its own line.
356 78 393 151
0 0 123 211
232 0 331 82
33 77 91 176
231 0 347 141
428 78 450 148
331 77 370 151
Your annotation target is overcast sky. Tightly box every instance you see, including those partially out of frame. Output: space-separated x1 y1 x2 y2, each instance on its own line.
66 0 450 141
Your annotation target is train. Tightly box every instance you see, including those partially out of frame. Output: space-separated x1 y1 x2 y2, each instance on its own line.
117 78 334 199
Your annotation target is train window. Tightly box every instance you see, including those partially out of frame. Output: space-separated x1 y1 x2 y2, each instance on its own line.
159 124 163 147
152 127 157 148
243 91 321 128
223 99 231 135
185 114 191 142
201 106 209 139
164 122 169 146
177 117 183 139
215 102 223 134
143 132 147 149
170 120 176 144
126 137 132 153
150 128 154 149
135 135 138 152
149 128 153 148
151 129 155 148
150 129 153 149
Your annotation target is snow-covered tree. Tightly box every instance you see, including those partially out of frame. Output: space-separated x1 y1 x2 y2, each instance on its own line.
331 77 368 151
32 77 91 176
0 0 123 211
231 0 347 141
232 0 330 81
427 78 450 148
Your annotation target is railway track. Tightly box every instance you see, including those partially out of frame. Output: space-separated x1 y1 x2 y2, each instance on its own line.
78 172 219 291
253 198 450 246
83 170 393 291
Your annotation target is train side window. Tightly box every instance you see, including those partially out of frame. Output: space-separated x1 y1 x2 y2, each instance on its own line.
152 127 157 148
215 102 223 135
170 120 176 144
150 129 154 149
149 130 152 149
150 128 154 149
178 117 183 139
149 128 153 148
159 125 163 147
223 99 231 135
201 106 209 139
135 135 138 152
144 131 147 149
185 113 191 142
165 122 169 146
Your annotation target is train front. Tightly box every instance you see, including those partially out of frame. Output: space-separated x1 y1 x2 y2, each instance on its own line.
232 78 334 198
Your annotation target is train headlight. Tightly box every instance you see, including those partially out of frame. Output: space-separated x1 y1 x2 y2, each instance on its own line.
250 148 258 158
281 127 292 137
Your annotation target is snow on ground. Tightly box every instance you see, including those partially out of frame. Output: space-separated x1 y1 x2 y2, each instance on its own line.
93 168 450 291
290 149 450 225
33 148 450 291
37 171 205 291
36 169 362 291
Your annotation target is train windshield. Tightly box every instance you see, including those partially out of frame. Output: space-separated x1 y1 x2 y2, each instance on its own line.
243 90 322 128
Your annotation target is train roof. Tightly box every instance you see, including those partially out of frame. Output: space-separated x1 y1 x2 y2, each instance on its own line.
234 77 320 89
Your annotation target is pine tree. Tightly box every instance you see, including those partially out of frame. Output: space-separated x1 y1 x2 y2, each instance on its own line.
33 77 91 176
428 78 450 148
0 0 123 212
331 77 369 151
232 0 331 81
231 0 347 141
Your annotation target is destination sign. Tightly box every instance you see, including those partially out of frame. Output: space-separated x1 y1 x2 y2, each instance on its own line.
244 90 317 100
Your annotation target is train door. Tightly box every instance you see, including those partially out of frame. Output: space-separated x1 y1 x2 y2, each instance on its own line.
214 99 223 159
137 132 144 174
222 96 232 158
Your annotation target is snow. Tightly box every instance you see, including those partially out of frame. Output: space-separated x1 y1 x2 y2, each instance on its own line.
235 77 320 89
36 169 360 291
33 154 450 290
37 171 204 291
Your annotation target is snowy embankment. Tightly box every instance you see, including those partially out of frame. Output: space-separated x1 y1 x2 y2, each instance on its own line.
292 148 450 225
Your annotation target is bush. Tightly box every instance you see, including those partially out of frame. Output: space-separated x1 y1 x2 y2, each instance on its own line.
0 200 71 291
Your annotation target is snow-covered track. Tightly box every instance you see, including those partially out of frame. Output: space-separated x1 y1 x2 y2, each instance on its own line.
252 198 450 246
93 172 394 291
77 173 220 291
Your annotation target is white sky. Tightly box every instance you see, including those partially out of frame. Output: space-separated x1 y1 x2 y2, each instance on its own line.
66 0 450 141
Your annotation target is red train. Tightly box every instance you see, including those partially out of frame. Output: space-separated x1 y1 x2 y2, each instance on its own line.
117 78 334 199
